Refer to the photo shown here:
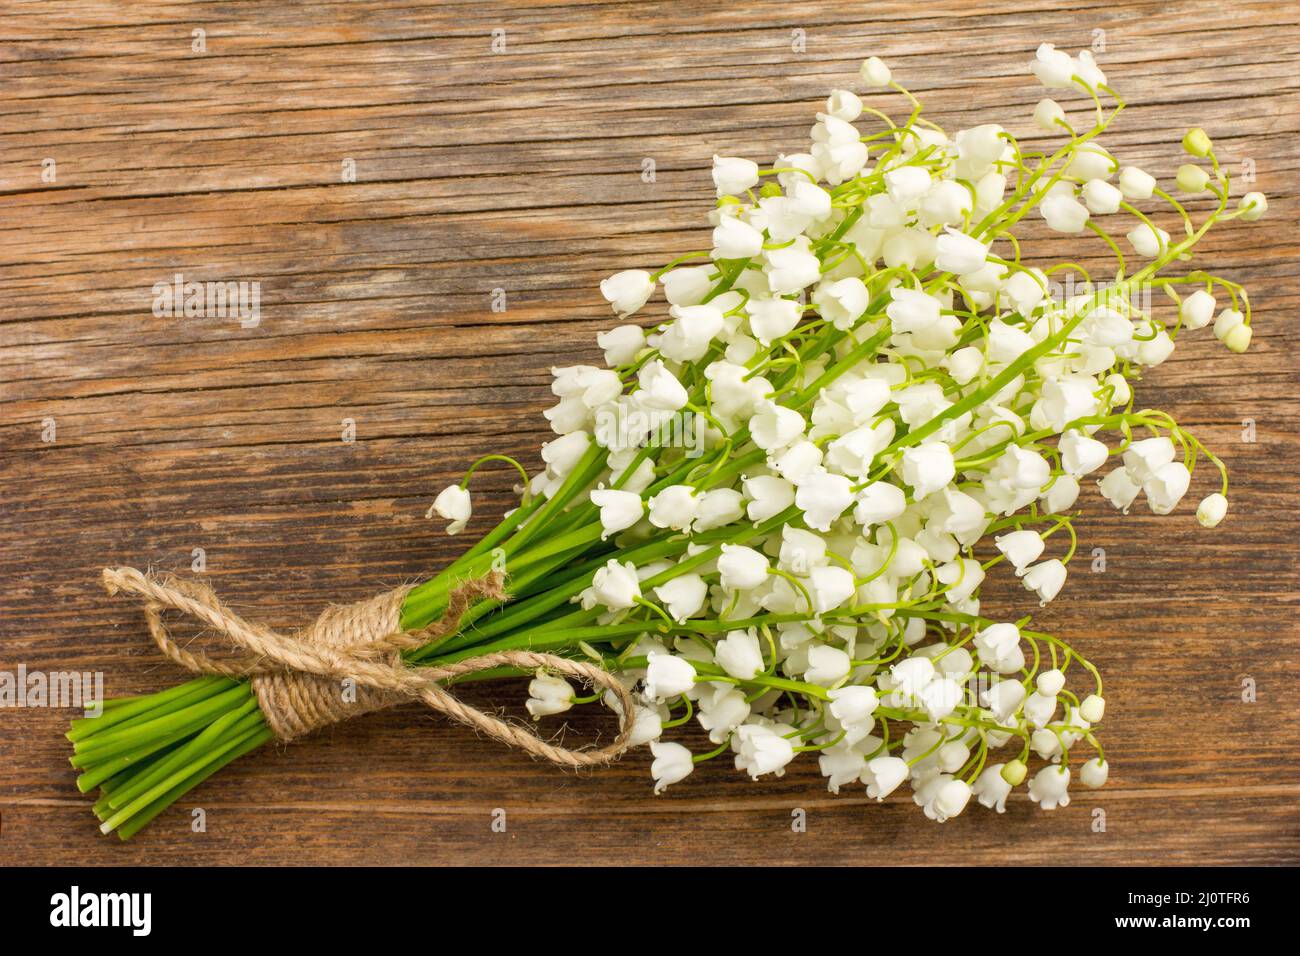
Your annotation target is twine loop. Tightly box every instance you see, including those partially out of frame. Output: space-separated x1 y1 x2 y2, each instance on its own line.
101 566 636 768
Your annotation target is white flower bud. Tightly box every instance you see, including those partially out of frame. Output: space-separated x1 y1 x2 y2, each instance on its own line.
1104 372 1131 406
1031 727 1061 759
1044 474 1081 513
886 287 943 334
1082 178 1123 214
812 276 870 330
920 677 963 721
1080 757 1110 788
975 623 1025 675
1068 145 1115 181
853 480 907 527
1122 436 1176 481
659 304 723 362
1238 191 1267 221
1224 324 1252 353
945 344 986 383
1036 668 1066 698
1079 693 1106 722
885 166 932 205
717 544 769 591
1075 50 1107 88
1098 467 1142 512
661 265 713 306
625 703 664 748
981 679 1026 721
1213 307 1244 342
1033 98 1066 131
1179 289 1216 330
765 237 823 293
734 724 796 779
1118 165 1156 200
860 56 892 88
932 778 972 821
1197 492 1228 528
1041 193 1090 233
1176 163 1210 193
1030 43 1075 89
795 469 855 532
890 656 936 700
698 687 751 744
750 400 806 451
918 180 972 226
1126 222 1169 258
826 89 863 121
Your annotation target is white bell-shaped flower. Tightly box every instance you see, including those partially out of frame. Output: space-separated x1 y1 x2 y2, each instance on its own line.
590 487 643 539
591 559 642 611
599 269 655 317
525 673 574 719
1028 764 1071 810
711 154 760 197
647 484 698 531
1022 558 1067 605
429 484 472 535
649 741 693 793
994 529 1044 573
644 653 696 700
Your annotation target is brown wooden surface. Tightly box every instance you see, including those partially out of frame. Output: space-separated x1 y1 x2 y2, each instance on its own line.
2 0 1298 866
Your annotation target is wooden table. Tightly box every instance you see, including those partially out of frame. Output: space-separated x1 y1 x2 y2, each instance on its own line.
2 0 1297 865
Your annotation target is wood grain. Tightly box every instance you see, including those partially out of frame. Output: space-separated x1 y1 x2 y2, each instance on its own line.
2 0 1298 865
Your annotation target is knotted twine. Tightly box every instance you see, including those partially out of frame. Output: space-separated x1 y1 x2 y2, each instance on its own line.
100 566 636 768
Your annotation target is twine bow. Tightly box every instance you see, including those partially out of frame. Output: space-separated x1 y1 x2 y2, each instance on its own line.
101 566 636 768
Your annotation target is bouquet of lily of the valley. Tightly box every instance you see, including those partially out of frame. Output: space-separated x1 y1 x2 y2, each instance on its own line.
76 45 1266 838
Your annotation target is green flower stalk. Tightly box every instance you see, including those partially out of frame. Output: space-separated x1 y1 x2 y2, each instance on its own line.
74 44 1266 837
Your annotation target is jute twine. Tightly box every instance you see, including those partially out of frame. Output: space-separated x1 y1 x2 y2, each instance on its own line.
100 567 636 768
